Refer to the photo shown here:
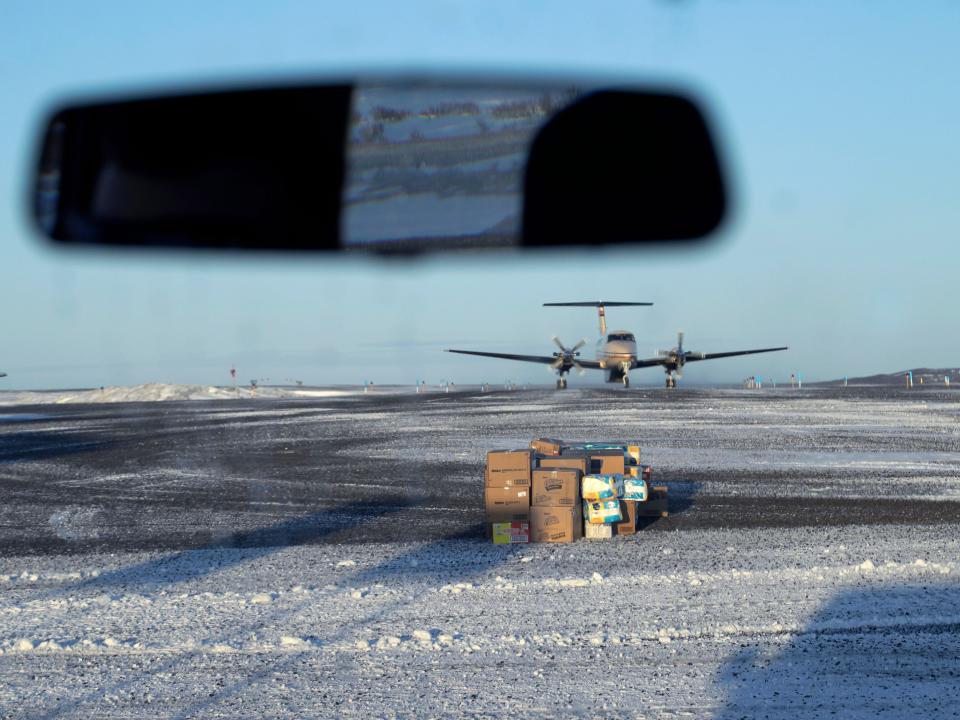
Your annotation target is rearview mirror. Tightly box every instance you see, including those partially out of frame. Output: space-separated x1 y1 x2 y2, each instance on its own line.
32 76 727 253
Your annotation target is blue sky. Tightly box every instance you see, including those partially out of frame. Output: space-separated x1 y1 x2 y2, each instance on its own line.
2 1 959 388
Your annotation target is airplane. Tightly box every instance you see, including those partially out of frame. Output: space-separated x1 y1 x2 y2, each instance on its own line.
447 301 788 389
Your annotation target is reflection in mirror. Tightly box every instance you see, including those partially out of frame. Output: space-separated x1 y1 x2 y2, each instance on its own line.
342 83 583 250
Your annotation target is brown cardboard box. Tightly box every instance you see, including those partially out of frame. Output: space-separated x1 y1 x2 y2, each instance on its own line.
590 451 626 475
531 468 581 507
584 523 613 540
635 486 669 518
484 485 530 522
538 454 589 475
530 504 583 543
614 499 637 535
485 449 533 488
529 438 563 456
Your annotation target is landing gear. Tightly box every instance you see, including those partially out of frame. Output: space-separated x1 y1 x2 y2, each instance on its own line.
622 375 630 388
665 375 677 389
556 377 568 390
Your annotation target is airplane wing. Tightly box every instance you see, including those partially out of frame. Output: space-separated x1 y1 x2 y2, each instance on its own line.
632 346 788 368
631 357 674 369
446 349 604 369
683 347 788 363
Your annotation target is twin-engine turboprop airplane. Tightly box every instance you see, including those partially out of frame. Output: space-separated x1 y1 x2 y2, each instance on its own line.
447 301 788 389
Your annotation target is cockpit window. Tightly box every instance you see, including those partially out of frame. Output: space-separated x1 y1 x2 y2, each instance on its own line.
607 333 634 342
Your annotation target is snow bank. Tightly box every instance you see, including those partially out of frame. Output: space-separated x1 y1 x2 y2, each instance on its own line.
0 383 358 405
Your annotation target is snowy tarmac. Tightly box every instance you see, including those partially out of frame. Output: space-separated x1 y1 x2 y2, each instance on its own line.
1 386 959 717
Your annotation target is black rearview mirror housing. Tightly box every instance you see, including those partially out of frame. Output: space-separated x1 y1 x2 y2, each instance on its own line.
32 76 727 254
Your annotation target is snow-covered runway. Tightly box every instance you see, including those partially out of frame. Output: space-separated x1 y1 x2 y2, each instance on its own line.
1 386 958 717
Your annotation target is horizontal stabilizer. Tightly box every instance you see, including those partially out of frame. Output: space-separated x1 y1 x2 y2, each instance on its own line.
543 301 653 307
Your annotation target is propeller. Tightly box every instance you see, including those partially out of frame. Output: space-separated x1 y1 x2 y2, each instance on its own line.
660 331 706 377
550 336 588 375
675 331 685 378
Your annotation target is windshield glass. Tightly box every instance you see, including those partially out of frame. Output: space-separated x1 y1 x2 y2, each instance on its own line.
2 4 959 719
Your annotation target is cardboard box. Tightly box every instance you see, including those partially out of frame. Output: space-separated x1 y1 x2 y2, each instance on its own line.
584 523 613 540
531 468 581 507
590 451 626 475
538 454 589 475
485 449 533 488
635 486 669 518
492 521 530 544
529 438 563 456
484 485 530 523
530 505 583 543
614 500 637 535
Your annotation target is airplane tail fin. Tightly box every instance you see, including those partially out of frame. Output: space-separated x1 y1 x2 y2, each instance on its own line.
543 301 653 337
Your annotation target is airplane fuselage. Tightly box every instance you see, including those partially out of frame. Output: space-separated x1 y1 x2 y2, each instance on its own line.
595 330 637 382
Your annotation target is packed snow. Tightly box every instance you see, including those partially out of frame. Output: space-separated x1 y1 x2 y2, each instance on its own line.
2 526 959 717
1 386 959 717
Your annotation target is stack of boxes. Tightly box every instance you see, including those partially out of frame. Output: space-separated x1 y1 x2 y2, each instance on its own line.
484 449 533 544
485 438 667 544
530 439 582 543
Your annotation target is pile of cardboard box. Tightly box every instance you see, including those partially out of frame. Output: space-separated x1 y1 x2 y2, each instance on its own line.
484 438 668 544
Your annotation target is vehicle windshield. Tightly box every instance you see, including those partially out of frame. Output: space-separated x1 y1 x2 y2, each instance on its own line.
2 4 959 719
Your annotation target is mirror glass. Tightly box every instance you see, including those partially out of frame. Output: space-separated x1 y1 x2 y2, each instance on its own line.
343 82 581 249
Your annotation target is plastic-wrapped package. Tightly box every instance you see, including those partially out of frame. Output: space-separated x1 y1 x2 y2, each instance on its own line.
583 499 623 524
623 476 648 501
563 442 626 453
581 473 625 501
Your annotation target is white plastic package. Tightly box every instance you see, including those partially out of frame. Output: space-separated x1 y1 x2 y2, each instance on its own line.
581 473 625 501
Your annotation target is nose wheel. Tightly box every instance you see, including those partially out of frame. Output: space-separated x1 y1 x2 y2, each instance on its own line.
622 375 630 388
556 377 568 390
665 375 677 389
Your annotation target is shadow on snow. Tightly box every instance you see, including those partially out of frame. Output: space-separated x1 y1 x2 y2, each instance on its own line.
715 582 960 719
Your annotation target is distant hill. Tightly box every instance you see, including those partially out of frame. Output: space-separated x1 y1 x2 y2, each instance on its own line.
816 368 959 387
